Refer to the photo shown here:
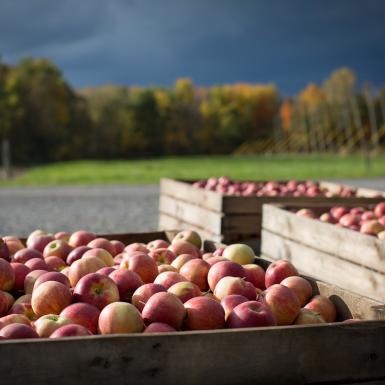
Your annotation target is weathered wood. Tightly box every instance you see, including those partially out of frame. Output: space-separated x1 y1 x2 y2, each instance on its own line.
262 204 385 274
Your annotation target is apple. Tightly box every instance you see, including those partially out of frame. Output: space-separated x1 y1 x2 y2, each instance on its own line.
179 259 210 291
214 276 256 301
167 281 201 303
154 271 187 290
378 216 385 227
350 207 365 216
13 248 44 263
144 322 176 333
294 308 326 325
319 213 336 224
108 269 144 302
60 302 101 334
14 293 32 305
142 292 186 330
10 263 31 291
0 238 10 261
330 207 349 221
280 276 313 306
202 252 214 260
87 238 115 256
113 253 126 265
33 271 71 290
120 253 158 283
131 283 166 312
34 314 72 337
304 295 337 322
50 324 92 338
207 260 246 291
8 303 37 321
97 267 116 276
374 202 385 218
170 254 198 271
183 296 225 331
149 248 176 265
220 294 248 320
43 240 72 260
265 260 298 288
263 284 300 325
27 234 55 253
158 264 177 274
44 255 67 272
66 246 92 265
378 231 385 240
147 239 170 251
98 301 143 334
82 248 114 267
110 240 125 256
25 257 49 271
168 240 201 258
296 209 317 219
205 256 227 266
24 269 47 294
213 247 225 257
361 211 376 221
360 220 384 236
243 264 265 290
0 259 15 291
339 213 359 227
124 243 149 254
68 255 106 287
31 281 73 317
0 290 10 316
222 244 255 265
0 323 39 339
0 314 31 329
2 236 24 256
73 273 119 310
54 231 71 242
172 230 202 249
226 300 276 328
68 230 96 248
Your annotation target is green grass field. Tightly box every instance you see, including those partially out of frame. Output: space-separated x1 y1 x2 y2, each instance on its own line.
1 154 385 186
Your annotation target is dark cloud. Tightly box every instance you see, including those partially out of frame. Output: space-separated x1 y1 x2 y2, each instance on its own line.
1 0 385 94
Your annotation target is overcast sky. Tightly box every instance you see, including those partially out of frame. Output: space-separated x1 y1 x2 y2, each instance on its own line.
1 0 384 94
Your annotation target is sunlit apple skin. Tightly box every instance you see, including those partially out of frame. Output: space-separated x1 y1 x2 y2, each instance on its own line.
205 256 227 266
45 256 67 272
168 281 202 303
149 248 176 265
14 293 32 306
319 213 337 224
66 246 92 265
10 263 31 291
33 271 71 290
147 239 170 251
60 302 101 334
265 260 298 288
0 238 11 261
25 257 49 272
68 230 96 248
13 248 44 264
243 264 265 290
8 302 37 321
222 244 255 265
73 273 120 310
120 253 158 284
142 292 186 330
280 276 313 307
220 294 248 320
24 270 47 294
0 314 31 329
304 295 337 323
207 260 246 291
0 323 39 339
179 259 210 291
3 236 24 257
98 302 144 334
124 242 149 255
170 254 198 271
27 234 55 253
0 259 15 291
68 255 106 287
330 207 349 221
50 324 92 338
110 240 125 256
82 248 114 267
31 281 73 317
34 314 72 337
168 240 201 258
131 283 166 312
172 230 202 249
226 300 276 328
54 232 71 242
158 264 177 274
43 240 72 260
214 276 256 301
0 290 11 316
294 308 326 325
374 202 385 218
154 271 187 290
108 269 144 302
263 284 300 325
144 322 176 333
183 296 225 331
97 267 116 276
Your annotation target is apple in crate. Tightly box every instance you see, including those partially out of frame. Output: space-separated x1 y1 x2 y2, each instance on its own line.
43 240 72 260
0 290 11 316
132 283 166 312
374 202 385 218
98 302 144 334
10 262 31 291
305 295 337 322
171 254 198 271
124 242 149 254
82 248 114 267
144 322 176 333
226 300 276 328
296 209 317 219
3 236 24 257
24 269 47 294
168 240 201 258
87 238 115 257
294 308 326 325
0 314 31 329
222 244 255 265
243 264 265 290
13 248 44 264
207 260 246 291
0 259 15 291
0 323 39 339
27 233 55 253
149 248 176 265
66 246 91 265
108 269 144 302
68 255 106 287
147 239 170 251
183 296 225 330
120 253 158 283
25 257 49 271
50 324 92 338
110 240 125 256
220 294 248 320
330 207 349 221
0 239 10 261
206 256 227 266
54 232 71 242
60 302 101 334
68 230 96 248
45 256 67 272
33 271 71 290
168 281 202 303
180 259 210 291
154 271 187 290
14 293 32 305
214 276 256 301
319 213 336 224
172 230 202 249
34 314 72 337
158 264 177 274
265 260 298 288
360 220 384 236
280 276 313 307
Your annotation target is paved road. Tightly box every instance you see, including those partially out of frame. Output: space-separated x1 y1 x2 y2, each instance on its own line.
1 178 385 238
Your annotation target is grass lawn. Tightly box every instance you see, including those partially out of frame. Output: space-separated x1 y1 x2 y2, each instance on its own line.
1 154 385 186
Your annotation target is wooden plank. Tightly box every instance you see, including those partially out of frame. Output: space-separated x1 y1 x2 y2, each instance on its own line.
160 178 223 212
159 194 223 235
0 322 384 385
262 204 385 274
222 213 261 234
261 229 385 303
320 181 385 198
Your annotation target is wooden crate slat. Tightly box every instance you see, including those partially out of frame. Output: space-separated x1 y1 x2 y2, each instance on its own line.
261 229 385 302
222 213 261 234
262 204 385 274
320 181 385 198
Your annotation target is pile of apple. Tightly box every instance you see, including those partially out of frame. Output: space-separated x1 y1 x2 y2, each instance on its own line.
192 177 360 197
296 202 385 239
0 229 341 340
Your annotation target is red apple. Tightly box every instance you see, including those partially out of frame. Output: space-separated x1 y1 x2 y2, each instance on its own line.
214 276 256 301
87 238 115 256
149 248 176 265
10 263 31 291
147 239 170 251
120 253 158 283
45 256 67 272
2 236 23 256
97 267 116 276
131 283 166 312
296 209 317 219
304 295 337 322
243 264 265 290
158 264 177 274
207 260 246 291
265 260 298 288
202 252 214 260
154 271 187 290
24 269 47 294
25 257 49 271
0 314 31 329
170 254 198 271
226 300 276 328
319 213 337 224
110 240 125 256
66 246 91 265
168 240 201 258
0 259 15 291
0 238 10 261
213 247 225 257
330 206 349 221
82 248 114 267
43 240 72 260
172 230 202 249
98 301 144 334
13 248 44 264
50 324 92 338
68 230 96 248
68 255 106 287
222 243 255 265
124 242 149 254
34 314 72 337
33 271 71 290
339 213 360 227
179 259 210 291
183 296 225 330
31 281 73 317
263 284 300 325
73 273 119 310
60 302 101 334
108 269 144 302
26 233 55 253
168 281 201 303
0 323 39 339
205 256 227 266
360 220 384 236
361 211 376 221
142 292 186 330
294 308 326 324
0 290 10 316
143 322 176 333
374 202 385 218
280 276 313 307
14 293 32 305
54 232 71 242
220 294 248 320
8 302 37 321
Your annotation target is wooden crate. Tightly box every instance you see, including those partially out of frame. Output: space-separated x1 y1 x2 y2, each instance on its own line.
261 204 385 302
1 231 385 385
158 178 385 251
